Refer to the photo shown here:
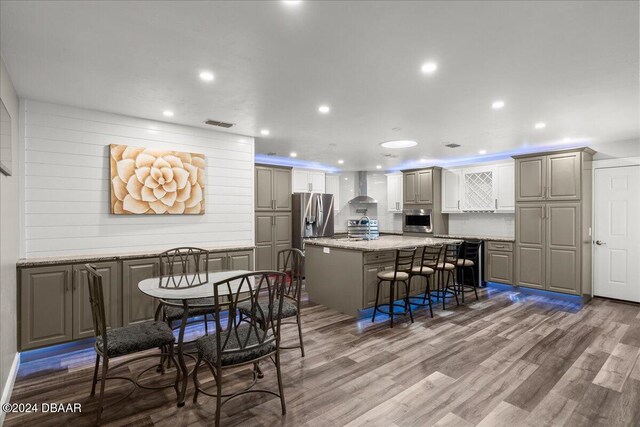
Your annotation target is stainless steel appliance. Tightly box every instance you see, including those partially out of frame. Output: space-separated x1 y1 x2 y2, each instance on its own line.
292 192 335 250
347 217 379 240
403 208 433 233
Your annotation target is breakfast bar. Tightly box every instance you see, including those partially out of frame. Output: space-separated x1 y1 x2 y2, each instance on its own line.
304 235 461 316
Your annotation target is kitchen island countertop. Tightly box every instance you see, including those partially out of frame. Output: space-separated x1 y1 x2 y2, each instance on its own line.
304 235 462 252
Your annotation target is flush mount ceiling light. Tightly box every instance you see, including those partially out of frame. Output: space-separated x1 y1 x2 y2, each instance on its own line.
290 152 297 157
380 140 418 149
260 129 270 136
338 159 344 164
199 71 214 81
163 110 174 117
534 122 546 129
492 100 505 109
318 105 330 114
421 62 438 74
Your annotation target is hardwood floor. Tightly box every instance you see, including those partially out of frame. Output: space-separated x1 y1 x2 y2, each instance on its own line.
5 285 640 426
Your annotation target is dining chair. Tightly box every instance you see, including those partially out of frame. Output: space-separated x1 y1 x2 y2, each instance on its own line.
372 247 417 328
158 247 216 335
192 271 287 427
85 264 179 425
238 248 306 356
408 244 443 318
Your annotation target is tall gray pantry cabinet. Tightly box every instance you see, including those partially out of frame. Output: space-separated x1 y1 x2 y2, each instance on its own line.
514 148 594 296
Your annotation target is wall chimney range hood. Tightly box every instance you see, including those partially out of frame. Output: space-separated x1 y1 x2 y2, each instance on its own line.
348 171 378 204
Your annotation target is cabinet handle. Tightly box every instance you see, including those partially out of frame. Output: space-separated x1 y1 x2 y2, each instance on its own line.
65 270 70 292
495 199 498 210
457 200 460 210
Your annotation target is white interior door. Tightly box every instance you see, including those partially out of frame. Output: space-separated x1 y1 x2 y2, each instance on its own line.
593 165 640 302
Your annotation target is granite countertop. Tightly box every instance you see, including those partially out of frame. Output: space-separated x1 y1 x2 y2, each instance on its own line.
433 234 515 242
17 244 256 267
304 235 462 252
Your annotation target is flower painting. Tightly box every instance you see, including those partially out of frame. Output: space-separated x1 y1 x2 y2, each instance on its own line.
109 144 205 215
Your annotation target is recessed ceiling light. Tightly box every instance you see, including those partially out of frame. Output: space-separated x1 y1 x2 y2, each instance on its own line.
163 110 174 117
338 159 344 164
534 122 546 129
199 71 214 81
376 165 382 169
380 140 418 148
479 149 487 155
492 101 505 109
290 152 297 157
260 129 270 136
282 0 302 5
419 158 427 163
563 137 571 143
318 105 330 114
421 62 438 74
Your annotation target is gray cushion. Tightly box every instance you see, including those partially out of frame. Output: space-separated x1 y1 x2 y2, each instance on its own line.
96 321 175 358
196 324 276 366
377 271 409 281
237 299 298 320
164 297 216 321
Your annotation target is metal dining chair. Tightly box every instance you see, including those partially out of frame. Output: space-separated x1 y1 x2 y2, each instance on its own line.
433 242 462 310
456 240 481 303
192 271 287 427
408 244 444 318
238 248 306 356
372 247 418 328
85 264 179 425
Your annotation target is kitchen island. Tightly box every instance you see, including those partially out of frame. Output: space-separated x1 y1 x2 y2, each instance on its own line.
304 235 460 316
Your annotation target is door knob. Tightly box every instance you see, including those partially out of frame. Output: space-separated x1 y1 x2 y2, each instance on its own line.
595 240 606 246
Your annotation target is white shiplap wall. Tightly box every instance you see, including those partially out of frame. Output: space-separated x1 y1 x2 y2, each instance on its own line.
21 100 254 258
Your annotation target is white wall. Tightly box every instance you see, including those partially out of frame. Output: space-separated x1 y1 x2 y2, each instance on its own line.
0 55 19 419
591 138 640 160
332 171 402 233
21 100 254 258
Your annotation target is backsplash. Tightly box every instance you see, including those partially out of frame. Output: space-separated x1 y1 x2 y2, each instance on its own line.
447 213 515 238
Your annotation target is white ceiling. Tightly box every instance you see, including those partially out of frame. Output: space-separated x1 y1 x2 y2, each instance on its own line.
1 1 638 170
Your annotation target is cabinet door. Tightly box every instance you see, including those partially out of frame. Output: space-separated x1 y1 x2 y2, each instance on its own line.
547 152 581 201
417 170 433 204
486 251 513 284
292 169 310 192
273 168 292 210
20 265 73 350
516 156 546 202
309 171 326 193
256 213 275 270
255 166 275 210
274 212 292 265
516 204 545 289
546 203 581 294
228 250 254 271
122 258 159 325
403 172 417 204
495 163 515 212
442 169 462 213
205 252 227 272
73 262 121 340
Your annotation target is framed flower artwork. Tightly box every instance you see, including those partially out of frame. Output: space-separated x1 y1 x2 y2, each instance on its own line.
109 144 205 214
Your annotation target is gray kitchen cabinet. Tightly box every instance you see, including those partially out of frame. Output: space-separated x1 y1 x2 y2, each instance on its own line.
485 242 514 285
20 265 73 350
228 250 254 271
403 172 418 205
515 155 546 202
204 252 227 272
73 262 121 340
403 168 435 205
417 169 433 204
547 152 581 201
255 165 292 211
122 258 159 326
255 212 291 270
363 262 395 308
546 203 581 294
516 204 546 289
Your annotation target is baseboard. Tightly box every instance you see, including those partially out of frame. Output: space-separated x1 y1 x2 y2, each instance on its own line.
0 353 20 426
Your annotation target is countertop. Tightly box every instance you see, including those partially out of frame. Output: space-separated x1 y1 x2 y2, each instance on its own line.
433 234 515 242
17 244 256 268
304 235 462 252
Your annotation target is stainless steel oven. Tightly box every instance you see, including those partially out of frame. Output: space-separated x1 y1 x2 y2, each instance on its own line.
403 208 433 233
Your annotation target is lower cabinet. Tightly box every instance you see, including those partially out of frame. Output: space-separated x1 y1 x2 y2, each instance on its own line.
255 212 291 270
18 248 255 350
485 242 514 285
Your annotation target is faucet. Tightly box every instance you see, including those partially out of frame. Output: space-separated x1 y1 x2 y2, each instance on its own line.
359 216 372 240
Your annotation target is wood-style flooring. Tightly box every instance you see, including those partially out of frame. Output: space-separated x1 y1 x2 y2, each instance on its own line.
5 284 640 426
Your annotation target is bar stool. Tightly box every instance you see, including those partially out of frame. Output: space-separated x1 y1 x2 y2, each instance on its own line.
408 244 443 318
372 247 417 328
433 242 462 310
456 240 481 303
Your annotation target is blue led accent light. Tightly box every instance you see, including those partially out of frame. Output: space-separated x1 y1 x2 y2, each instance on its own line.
255 154 339 172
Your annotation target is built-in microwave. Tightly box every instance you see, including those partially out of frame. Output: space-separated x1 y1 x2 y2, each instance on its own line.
403 208 433 233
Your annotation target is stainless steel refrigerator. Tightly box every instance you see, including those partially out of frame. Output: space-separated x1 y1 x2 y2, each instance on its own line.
292 193 335 250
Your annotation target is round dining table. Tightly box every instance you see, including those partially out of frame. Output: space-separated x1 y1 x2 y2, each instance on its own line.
138 269 254 406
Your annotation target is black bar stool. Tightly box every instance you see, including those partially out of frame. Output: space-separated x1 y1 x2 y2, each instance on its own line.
456 240 481 303
433 242 462 310
372 247 417 328
408 244 443 318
